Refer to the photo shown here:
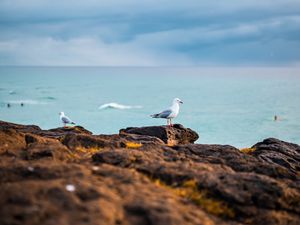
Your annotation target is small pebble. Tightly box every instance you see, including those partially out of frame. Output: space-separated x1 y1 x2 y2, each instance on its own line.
65 184 76 192
27 166 34 172
92 166 99 171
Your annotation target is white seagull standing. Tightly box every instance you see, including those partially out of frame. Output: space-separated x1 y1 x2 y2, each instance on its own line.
151 98 183 126
59 112 75 127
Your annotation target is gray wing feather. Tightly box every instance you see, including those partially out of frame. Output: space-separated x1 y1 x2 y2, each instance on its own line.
153 109 172 118
62 116 71 123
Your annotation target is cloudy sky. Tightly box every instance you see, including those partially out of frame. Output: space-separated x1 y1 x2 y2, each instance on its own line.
0 0 300 66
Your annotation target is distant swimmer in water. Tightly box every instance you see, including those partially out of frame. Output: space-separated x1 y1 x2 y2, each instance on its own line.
7 103 11 108
274 115 279 121
21 102 24 107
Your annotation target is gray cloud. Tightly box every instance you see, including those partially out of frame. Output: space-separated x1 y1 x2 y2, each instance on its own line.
0 0 300 65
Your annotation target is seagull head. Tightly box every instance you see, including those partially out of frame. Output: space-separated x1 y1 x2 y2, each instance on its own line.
173 98 183 104
59 112 65 116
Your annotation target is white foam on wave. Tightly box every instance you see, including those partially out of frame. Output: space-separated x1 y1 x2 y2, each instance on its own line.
98 102 142 110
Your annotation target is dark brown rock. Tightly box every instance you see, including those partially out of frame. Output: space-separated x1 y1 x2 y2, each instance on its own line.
93 142 300 224
0 120 41 134
1 120 300 225
61 132 164 151
0 120 91 139
252 138 300 174
0 127 26 156
172 144 298 180
120 124 199 145
47 126 93 136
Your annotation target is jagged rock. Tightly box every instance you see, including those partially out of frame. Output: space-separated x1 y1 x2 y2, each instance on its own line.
172 144 297 180
61 133 164 151
23 135 71 161
0 127 26 156
0 120 300 225
47 126 93 136
252 138 300 174
0 120 91 139
120 124 199 145
0 120 41 134
93 144 300 224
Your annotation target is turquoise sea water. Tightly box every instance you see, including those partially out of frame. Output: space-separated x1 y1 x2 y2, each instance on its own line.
0 67 299 148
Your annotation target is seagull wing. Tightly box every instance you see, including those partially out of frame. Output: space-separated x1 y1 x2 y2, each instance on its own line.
151 109 172 118
61 116 72 124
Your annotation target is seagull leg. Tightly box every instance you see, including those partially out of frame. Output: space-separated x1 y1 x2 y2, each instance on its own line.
168 119 172 127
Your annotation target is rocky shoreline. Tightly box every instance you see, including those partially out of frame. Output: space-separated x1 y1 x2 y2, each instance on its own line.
0 120 299 225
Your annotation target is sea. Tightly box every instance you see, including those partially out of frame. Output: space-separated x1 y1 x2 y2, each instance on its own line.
0 66 299 148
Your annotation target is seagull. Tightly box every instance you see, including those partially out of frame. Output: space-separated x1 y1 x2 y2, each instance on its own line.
59 112 75 127
151 98 183 126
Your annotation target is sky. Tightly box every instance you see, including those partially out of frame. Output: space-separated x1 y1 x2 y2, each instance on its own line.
0 0 300 66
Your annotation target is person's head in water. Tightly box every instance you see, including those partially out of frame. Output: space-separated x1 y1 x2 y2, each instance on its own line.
21 103 24 107
7 103 10 108
274 115 278 121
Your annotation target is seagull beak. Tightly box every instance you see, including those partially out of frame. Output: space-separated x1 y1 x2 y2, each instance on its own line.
180 100 183 104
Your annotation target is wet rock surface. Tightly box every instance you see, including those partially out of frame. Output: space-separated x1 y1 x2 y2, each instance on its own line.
0 120 300 225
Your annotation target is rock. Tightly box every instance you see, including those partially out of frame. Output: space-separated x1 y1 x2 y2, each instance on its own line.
23 135 71 161
120 124 199 145
0 127 26 156
252 138 300 174
48 126 93 136
61 133 164 151
93 143 300 224
1 120 300 225
119 133 165 145
0 120 41 134
172 144 297 180
0 120 91 139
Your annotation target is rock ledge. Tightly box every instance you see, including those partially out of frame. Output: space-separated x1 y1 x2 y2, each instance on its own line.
0 120 299 225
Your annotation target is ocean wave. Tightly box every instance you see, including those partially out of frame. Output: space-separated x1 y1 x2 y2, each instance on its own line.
6 100 48 105
98 102 142 110
9 90 17 95
40 96 56 100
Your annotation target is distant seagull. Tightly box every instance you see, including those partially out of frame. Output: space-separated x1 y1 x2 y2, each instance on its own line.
59 112 75 127
151 98 183 126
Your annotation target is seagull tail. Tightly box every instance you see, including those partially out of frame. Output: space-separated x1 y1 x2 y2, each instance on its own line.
71 122 76 125
150 114 159 118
